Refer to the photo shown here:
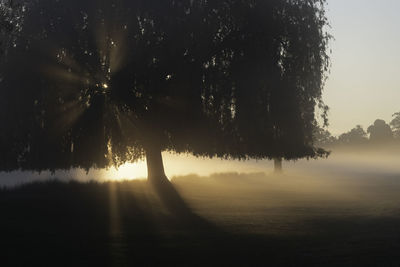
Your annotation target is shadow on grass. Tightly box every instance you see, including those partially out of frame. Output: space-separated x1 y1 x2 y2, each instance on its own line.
0 180 267 266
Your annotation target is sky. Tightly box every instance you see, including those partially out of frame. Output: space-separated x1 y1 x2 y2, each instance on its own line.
324 0 400 135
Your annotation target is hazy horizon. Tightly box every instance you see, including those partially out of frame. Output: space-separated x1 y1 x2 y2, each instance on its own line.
1 149 399 187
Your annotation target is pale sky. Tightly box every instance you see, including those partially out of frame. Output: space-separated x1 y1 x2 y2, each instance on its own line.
324 0 400 135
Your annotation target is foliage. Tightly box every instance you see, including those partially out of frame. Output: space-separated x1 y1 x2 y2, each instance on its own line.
390 112 400 139
0 0 331 172
337 125 368 145
0 0 25 58
367 119 393 143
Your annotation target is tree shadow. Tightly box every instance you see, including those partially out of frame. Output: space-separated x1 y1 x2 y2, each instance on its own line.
0 180 226 266
148 176 218 229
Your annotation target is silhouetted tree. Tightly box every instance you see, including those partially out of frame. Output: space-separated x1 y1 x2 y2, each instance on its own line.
0 0 24 59
273 158 283 173
367 119 393 143
0 1 13 58
0 0 330 192
390 112 400 139
338 125 368 146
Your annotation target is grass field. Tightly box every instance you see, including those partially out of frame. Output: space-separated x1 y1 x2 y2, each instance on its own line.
1 168 400 266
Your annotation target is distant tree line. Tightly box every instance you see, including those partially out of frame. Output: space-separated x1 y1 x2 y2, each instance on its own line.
314 112 400 148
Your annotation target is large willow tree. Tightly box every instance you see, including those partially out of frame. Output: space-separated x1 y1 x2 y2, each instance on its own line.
0 0 330 185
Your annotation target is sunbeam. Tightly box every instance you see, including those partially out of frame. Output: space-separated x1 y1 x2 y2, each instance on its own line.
31 3 133 170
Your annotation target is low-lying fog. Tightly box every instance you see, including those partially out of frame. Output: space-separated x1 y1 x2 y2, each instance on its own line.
1 150 399 188
2 150 400 241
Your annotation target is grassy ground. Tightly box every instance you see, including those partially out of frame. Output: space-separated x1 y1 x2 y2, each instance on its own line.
1 171 400 266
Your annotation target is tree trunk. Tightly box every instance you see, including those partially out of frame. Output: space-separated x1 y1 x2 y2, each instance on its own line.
145 143 168 186
144 143 192 216
274 157 282 173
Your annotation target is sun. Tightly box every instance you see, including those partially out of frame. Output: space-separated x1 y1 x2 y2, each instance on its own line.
102 161 147 181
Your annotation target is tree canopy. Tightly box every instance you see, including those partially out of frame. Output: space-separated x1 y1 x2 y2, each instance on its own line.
0 0 330 172
390 112 400 139
337 125 368 146
0 0 24 58
367 119 393 143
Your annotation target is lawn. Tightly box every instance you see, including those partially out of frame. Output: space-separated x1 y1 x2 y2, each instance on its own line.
1 171 400 266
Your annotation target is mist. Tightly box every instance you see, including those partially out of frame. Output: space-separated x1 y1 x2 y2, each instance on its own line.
2 149 400 221
2 148 399 185
168 151 399 224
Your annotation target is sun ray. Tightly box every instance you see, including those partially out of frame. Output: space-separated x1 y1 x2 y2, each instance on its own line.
52 99 86 134
108 181 128 265
34 5 134 172
41 64 87 85
108 29 129 74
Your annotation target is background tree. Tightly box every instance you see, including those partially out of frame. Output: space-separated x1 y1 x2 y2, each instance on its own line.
390 112 400 139
367 119 393 143
337 125 368 146
273 158 283 173
0 0 330 191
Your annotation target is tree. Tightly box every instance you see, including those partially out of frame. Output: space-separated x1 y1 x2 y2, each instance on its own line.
0 0 25 59
390 112 400 139
367 119 393 143
1 0 330 192
0 1 13 57
273 158 283 173
337 125 368 146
